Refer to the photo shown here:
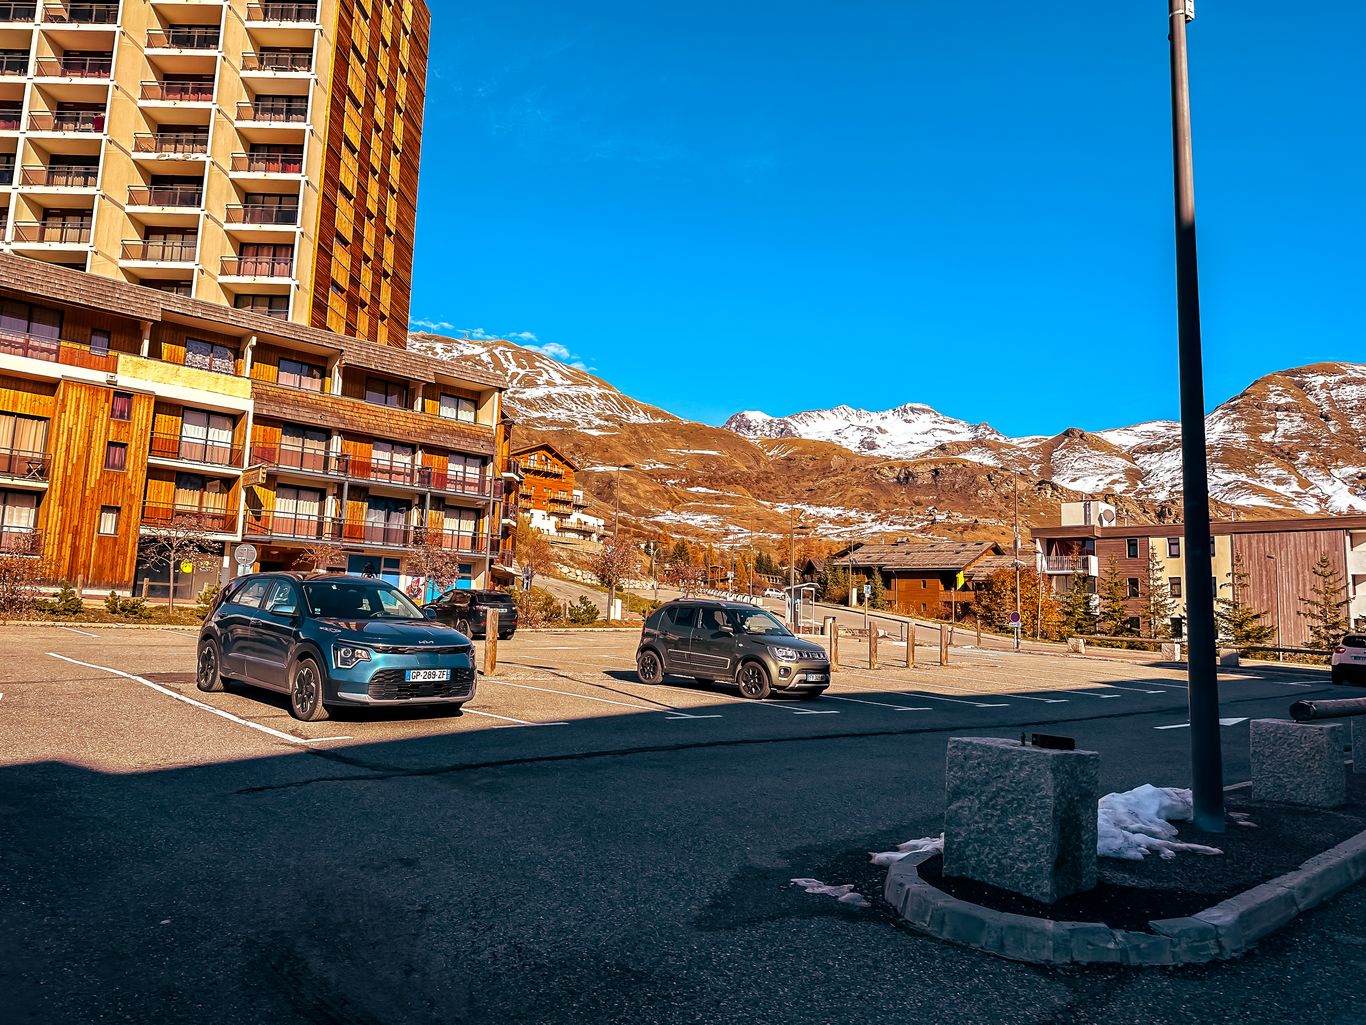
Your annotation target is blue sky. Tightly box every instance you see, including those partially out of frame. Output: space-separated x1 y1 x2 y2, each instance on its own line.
409 1 1364 437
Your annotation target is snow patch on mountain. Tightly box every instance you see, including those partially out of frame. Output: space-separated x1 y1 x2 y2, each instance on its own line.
724 403 1007 460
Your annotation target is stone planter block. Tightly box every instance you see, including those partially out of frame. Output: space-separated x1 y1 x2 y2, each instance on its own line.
1250 719 1346 808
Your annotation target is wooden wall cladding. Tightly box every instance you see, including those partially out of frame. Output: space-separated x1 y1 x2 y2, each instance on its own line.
0 374 58 418
1233 530 1349 648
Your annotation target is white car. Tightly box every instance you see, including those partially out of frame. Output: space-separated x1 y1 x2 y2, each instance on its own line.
763 588 786 600
1330 634 1366 686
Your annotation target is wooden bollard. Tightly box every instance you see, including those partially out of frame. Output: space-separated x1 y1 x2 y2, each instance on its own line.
829 621 840 669
939 622 949 666
906 622 915 668
484 609 499 677
976 619 982 646
868 625 878 671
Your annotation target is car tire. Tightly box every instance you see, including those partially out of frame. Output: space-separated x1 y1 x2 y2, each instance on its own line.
195 639 225 692
456 618 474 639
288 656 330 722
637 648 664 685
737 660 772 700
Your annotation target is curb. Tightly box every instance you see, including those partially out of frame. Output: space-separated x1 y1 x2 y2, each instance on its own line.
883 827 1366 965
0 620 200 631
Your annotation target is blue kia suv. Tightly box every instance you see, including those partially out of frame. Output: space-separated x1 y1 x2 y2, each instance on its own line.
196 573 477 721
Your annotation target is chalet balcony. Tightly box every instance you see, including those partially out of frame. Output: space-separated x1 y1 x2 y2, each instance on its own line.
33 55 111 78
0 53 26 75
248 442 499 498
0 446 49 483
41 3 118 25
235 99 308 124
10 220 91 244
229 151 303 175
0 525 41 555
120 240 198 267
0 110 20 131
225 202 299 226
1042 555 1099 576
244 514 497 555
0 327 114 369
140 80 214 103
220 254 293 278
19 164 99 187
148 431 241 467
140 503 238 534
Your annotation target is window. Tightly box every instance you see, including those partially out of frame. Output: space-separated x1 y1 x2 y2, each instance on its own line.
185 337 235 375
364 376 407 408
278 357 324 392
0 299 62 341
232 578 271 609
1167 537 1181 558
921 579 927 589
281 424 328 472
1125 617 1142 634
0 413 49 461
90 329 110 357
438 392 476 422
371 439 414 482
234 294 289 319
0 489 38 551
104 442 127 471
274 486 324 537
181 409 234 464
98 506 119 535
110 391 133 421
1126 538 1139 559
1126 577 1140 598
666 605 698 630
264 579 298 613
1169 576 1182 598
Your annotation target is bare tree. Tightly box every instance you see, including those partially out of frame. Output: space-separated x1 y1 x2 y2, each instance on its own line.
594 535 638 615
667 562 707 597
513 514 554 579
408 528 466 602
0 533 45 620
296 535 345 573
140 513 220 611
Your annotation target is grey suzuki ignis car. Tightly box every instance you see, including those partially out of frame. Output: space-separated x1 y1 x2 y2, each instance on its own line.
635 598 830 699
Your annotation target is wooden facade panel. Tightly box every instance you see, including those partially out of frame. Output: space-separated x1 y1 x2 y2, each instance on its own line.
0 374 57 418
1232 530 1348 648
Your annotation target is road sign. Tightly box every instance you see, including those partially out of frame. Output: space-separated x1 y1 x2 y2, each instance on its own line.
233 543 257 567
1009 611 1022 626
522 565 534 591
863 583 871 598
179 560 194 574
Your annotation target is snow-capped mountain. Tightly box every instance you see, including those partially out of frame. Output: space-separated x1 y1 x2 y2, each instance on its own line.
725 404 1009 459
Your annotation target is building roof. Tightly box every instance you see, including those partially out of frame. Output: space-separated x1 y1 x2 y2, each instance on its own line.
511 442 578 471
1032 514 1366 541
964 545 1040 583
0 253 506 392
831 540 1005 573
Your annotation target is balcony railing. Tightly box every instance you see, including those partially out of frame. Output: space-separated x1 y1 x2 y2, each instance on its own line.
42 3 118 25
243 513 495 554
246 2 318 23
20 165 99 187
0 525 41 555
140 503 238 534
147 27 220 49
140 80 214 102
127 185 203 207
220 255 293 277
1042 555 1099 576
133 131 209 155
225 203 299 225
34 55 111 77
0 3 37 22
11 220 91 243
0 447 49 481
241 50 312 72
28 110 105 132
0 111 19 131
235 100 307 123
0 54 28 74
248 443 498 498
0 327 114 370
229 151 303 174
149 432 240 466
121 239 199 262
0 161 14 183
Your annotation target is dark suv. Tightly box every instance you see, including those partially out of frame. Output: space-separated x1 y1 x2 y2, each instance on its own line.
423 588 519 639
197 573 477 721
635 598 830 699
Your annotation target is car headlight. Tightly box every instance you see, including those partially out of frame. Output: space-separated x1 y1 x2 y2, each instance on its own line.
773 646 800 661
333 645 372 670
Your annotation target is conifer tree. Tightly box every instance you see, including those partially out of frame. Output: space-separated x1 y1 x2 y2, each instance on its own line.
1214 554 1274 646
1142 547 1177 639
1097 556 1137 637
1298 554 1349 652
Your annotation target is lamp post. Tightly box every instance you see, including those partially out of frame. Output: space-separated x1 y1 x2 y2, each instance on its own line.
1167 0 1223 831
609 463 634 622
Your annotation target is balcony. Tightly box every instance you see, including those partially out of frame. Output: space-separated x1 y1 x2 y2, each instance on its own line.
19 164 99 188
10 220 91 244
140 503 238 535
120 239 198 265
0 3 36 23
140 80 214 103
234 99 307 125
146 27 220 50
41 3 117 25
240 50 311 73
0 446 49 483
1042 554 1099 577
0 110 19 131
220 254 293 279
229 151 303 177
0 327 114 370
33 55 111 78
246 2 318 23
27 109 105 132
0 525 41 555
133 131 209 156
148 431 241 468
225 202 298 226
248 443 499 499
243 513 495 555
0 54 29 76
127 184 203 209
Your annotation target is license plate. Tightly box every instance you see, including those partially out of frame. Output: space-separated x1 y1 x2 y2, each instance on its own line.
806 673 828 682
405 669 450 683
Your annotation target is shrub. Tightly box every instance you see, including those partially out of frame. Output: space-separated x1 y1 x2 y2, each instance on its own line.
36 580 85 617
105 590 152 620
515 586 563 628
567 595 600 625
0 553 43 620
194 584 221 621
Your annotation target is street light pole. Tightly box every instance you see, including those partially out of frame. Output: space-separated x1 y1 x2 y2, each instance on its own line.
1267 553 1281 660
1168 0 1223 831
1013 477 1022 651
609 463 633 623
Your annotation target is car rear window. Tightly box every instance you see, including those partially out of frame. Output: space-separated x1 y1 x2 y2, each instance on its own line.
667 606 698 629
1343 636 1366 648
480 592 516 605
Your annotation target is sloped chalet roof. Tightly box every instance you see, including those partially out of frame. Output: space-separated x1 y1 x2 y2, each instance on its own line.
831 540 1006 574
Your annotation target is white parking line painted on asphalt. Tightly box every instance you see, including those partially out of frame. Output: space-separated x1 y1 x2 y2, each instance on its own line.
822 694 932 712
999 693 1068 704
60 626 99 638
484 679 721 720
461 708 569 728
1055 690 1122 700
1098 684 1169 695
1154 717 1249 731
46 653 353 746
902 692 1010 709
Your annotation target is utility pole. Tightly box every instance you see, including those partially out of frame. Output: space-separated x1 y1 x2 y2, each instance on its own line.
1168 0 1223 831
1013 477 1022 651
609 463 634 623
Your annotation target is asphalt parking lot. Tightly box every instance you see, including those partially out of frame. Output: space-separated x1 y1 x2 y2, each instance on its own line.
6 624 1365 1025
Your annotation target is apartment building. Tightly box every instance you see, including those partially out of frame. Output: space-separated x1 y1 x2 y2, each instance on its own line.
1033 500 1366 646
511 443 605 545
0 254 514 597
0 0 427 346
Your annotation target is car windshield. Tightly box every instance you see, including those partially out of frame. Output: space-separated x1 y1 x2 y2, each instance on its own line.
302 580 423 620
726 607 792 636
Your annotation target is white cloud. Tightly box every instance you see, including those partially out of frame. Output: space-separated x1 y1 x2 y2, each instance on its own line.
409 318 455 332
411 322 595 372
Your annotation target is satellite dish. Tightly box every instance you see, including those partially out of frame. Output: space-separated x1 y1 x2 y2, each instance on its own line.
1100 509 1117 525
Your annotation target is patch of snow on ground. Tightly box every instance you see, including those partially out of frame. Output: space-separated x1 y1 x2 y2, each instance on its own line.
790 878 870 908
869 835 944 866
665 449 723 456
1097 784 1222 860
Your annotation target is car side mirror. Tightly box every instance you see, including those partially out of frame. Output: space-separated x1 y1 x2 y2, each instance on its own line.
272 602 298 618
423 606 439 619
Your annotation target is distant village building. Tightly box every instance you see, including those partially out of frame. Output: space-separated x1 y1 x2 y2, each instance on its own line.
1033 501 1366 646
828 539 1026 618
511 444 605 545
